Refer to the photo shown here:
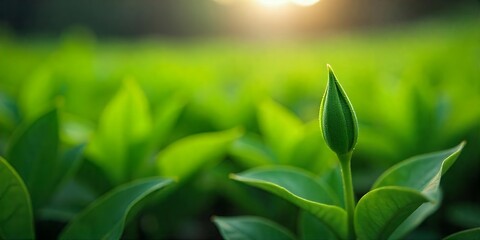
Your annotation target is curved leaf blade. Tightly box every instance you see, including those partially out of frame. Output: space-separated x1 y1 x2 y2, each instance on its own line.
370 142 465 238
213 216 295 240
387 190 441 240
231 166 347 239
373 142 465 195
443 227 480 240
6 108 59 208
354 186 430 240
157 128 242 180
0 157 35 240
59 177 174 240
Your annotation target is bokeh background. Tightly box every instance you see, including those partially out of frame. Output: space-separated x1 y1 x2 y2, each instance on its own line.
0 0 479 239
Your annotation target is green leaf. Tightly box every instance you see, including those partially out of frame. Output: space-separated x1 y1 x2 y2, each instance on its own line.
387 190 441 240
319 65 358 156
299 211 337 240
258 99 304 164
371 142 465 239
231 166 347 239
6 108 60 208
443 227 480 240
354 186 430 240
89 79 153 183
213 216 295 240
0 157 35 240
157 128 242 180
54 144 85 189
373 142 465 195
59 177 174 240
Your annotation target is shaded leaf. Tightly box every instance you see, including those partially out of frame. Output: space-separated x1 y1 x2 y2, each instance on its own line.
354 186 430 240
231 166 347 239
6 108 59 208
59 177 174 240
443 227 480 240
299 211 337 240
213 216 295 240
0 157 35 239
157 128 242 180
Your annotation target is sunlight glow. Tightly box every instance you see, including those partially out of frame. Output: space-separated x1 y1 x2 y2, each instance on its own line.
258 0 289 8
212 0 321 8
290 0 320 6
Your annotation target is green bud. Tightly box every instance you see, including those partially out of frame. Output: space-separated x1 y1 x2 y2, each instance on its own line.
319 65 358 155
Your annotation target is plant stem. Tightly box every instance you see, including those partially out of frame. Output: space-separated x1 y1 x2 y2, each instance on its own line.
338 152 355 240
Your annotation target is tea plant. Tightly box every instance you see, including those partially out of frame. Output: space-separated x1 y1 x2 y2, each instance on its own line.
214 66 474 240
0 80 241 239
0 108 175 239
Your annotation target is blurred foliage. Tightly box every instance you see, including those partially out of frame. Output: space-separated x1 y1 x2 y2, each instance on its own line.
0 13 478 239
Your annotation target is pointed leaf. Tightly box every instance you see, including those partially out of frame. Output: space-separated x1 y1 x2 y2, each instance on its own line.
443 227 480 240
354 186 430 240
231 166 347 239
6 108 59 208
373 142 465 195
213 216 295 240
371 142 465 238
157 128 242 180
89 79 153 183
59 177 174 240
0 157 35 240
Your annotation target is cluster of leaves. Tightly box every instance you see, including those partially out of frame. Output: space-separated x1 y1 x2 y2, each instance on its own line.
213 66 477 240
0 14 479 239
0 80 242 239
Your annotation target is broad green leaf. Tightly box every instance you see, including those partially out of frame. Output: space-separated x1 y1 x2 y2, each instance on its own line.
213 216 295 240
443 227 480 240
229 134 276 168
89 79 153 183
371 142 465 238
231 166 347 239
299 211 337 240
354 186 430 240
157 128 242 180
258 99 304 164
372 142 465 195
6 108 60 208
0 157 35 240
59 177 174 240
